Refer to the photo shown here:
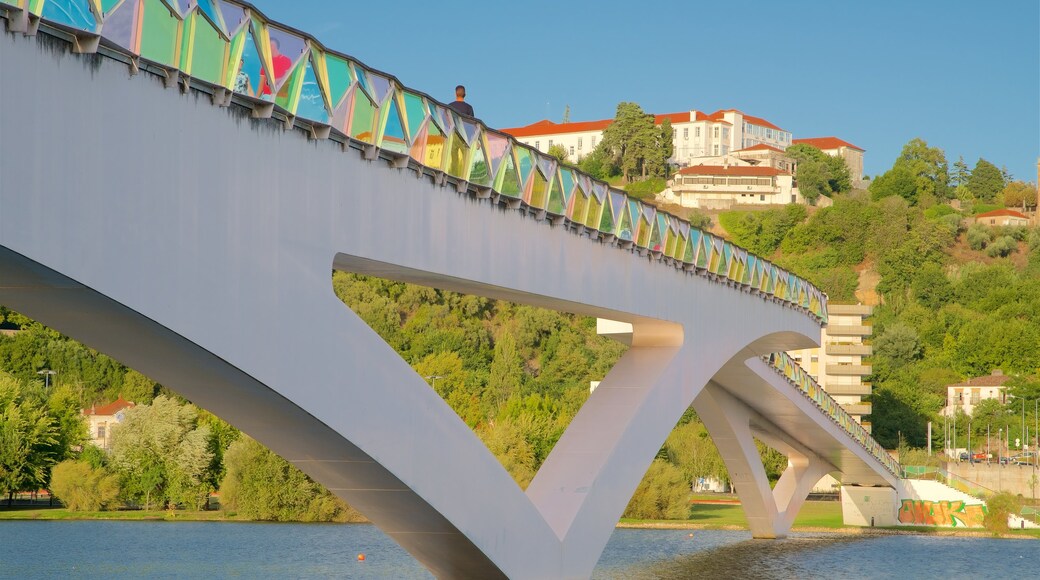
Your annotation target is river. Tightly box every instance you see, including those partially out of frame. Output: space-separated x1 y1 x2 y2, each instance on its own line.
0 521 1035 578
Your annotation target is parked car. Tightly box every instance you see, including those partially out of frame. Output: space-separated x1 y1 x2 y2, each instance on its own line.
971 452 987 461
958 451 969 461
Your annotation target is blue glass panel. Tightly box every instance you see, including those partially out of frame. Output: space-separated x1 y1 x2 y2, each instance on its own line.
537 155 554 180
235 28 264 97
461 119 480 145
352 63 371 96
379 97 408 154
559 168 575 201
217 0 246 34
195 0 223 34
170 0 190 16
366 70 392 104
296 57 329 124
401 92 426 141
42 0 98 32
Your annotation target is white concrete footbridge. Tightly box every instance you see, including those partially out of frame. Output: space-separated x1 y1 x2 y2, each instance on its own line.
0 2 900 578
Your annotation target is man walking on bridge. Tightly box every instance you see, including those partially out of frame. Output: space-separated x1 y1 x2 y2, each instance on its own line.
447 84 474 117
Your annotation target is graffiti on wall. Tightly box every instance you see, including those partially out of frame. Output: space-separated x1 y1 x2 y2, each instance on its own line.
898 499 986 527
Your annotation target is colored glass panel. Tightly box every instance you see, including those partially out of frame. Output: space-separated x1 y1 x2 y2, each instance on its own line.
408 124 428 165
401 91 426 143
515 147 534 190
378 96 408 154
591 181 607 202
546 172 565 215
430 103 452 136
195 0 223 35
274 57 304 114
586 195 603 230
42 0 98 31
424 122 446 170
445 133 469 179
461 119 480 145
139 0 180 67
186 11 225 84
296 56 329 124
484 132 509 178
100 0 139 52
569 190 588 224
324 54 353 109
217 0 245 34
687 229 701 264
527 168 548 210
352 62 371 97
537 156 554 183
626 200 641 242
559 169 575 203
101 0 122 12
350 88 376 143
467 138 490 186
233 27 264 97
495 152 521 198
616 202 633 241
366 70 392 105
169 0 188 15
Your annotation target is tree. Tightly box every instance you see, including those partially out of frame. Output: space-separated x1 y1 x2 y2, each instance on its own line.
874 323 922 369
895 138 949 204
966 158 1005 203
983 491 1019 532
0 373 60 504
599 102 662 182
951 156 971 187
911 263 954 310
546 143 568 163
1001 181 1037 211
50 459 120 511
108 395 214 509
487 332 523 407
870 165 918 204
786 143 851 203
622 459 690 520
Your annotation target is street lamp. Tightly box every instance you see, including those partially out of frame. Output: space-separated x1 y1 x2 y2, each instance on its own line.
424 375 444 391
36 369 57 391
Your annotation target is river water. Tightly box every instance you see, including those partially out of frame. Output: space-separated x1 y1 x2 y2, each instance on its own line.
0 521 1035 578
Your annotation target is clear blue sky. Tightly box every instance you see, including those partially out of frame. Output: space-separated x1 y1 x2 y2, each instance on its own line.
250 0 1039 183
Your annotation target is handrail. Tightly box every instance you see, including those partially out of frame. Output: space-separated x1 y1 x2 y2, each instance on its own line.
0 0 828 324
766 352 901 477
901 465 997 500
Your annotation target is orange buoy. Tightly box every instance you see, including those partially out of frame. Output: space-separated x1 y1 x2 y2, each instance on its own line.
357 553 366 562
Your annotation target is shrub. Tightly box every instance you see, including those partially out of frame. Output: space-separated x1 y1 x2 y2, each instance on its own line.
623 459 691 520
50 459 121 511
966 224 991 250
983 491 1020 533
985 235 1017 257
624 177 667 200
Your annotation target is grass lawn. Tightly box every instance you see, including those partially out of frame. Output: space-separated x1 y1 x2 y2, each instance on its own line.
0 506 242 522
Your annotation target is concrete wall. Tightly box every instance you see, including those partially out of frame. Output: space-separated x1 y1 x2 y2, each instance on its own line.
841 485 899 526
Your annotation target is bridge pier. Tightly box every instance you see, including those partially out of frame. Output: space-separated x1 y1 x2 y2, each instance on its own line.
695 382 836 538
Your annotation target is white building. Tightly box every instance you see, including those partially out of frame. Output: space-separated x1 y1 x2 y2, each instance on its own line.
502 108 793 167
792 137 865 183
666 164 799 209
82 395 135 450
944 370 1011 416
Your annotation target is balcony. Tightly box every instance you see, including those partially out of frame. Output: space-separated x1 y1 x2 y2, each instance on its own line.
824 383 872 396
842 402 872 416
826 325 872 337
827 304 873 316
825 343 872 356
826 364 872 376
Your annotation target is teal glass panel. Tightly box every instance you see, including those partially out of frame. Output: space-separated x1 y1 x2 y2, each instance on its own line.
402 92 427 143
467 138 491 186
188 12 225 84
424 122 447 170
697 235 711 269
515 147 534 189
296 57 329 124
747 256 759 286
42 0 97 31
485 132 510 179
495 152 521 198
102 0 122 12
100 0 138 52
195 0 223 34
217 0 246 34
324 55 353 108
547 173 565 215
233 27 263 96
616 203 634 241
446 133 469 179
559 169 575 204
352 63 371 97
139 0 180 67
378 96 408 154
350 89 377 143
687 229 702 264
627 200 642 242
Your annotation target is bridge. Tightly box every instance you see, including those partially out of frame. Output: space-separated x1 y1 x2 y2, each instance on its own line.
0 2 899 578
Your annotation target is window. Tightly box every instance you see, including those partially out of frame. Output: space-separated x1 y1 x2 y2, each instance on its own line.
548 140 553 148
723 128 729 140
97 425 106 439
760 194 766 201
578 138 582 149
695 127 700 137
672 129 676 138
713 145 719 155
535 141 540 150
569 146 575 156
592 137 597 146
713 126 719 138
683 128 688 139
970 392 981 405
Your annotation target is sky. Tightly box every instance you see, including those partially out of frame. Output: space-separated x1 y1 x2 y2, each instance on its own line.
249 0 1039 183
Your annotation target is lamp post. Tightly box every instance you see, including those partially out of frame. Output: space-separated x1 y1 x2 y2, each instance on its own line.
424 375 444 392
36 369 56 391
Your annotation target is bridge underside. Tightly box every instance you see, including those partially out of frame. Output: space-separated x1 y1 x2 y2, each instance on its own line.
0 27 893 579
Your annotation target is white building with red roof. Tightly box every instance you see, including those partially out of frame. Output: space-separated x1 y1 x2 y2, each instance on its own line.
82 395 136 450
792 136 866 183
502 108 793 167
973 208 1030 227
944 370 1012 417
667 163 800 209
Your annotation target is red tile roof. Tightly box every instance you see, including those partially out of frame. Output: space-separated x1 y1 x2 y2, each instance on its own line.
677 165 787 177
975 208 1029 219
736 143 786 153
502 109 781 137
948 372 1013 388
83 395 135 416
793 137 864 151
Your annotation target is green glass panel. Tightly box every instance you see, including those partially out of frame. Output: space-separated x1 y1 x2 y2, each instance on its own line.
402 92 426 143
102 0 122 12
467 138 490 186
687 229 700 264
140 0 180 67
547 173 565 215
649 219 663 251
617 204 634 241
424 122 446 170
446 133 470 179
325 55 353 109
559 169 575 206
378 97 409 154
275 60 304 114
586 195 604 230
636 215 652 248
697 235 710 269
515 147 534 190
296 57 329 123
188 12 225 84
350 89 376 143
528 169 548 210
495 152 521 198
569 191 588 224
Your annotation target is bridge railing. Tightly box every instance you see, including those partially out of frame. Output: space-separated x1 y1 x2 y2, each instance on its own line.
766 352 901 477
0 0 827 325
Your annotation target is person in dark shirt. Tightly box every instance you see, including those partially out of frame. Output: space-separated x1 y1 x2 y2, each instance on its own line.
447 85 474 117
